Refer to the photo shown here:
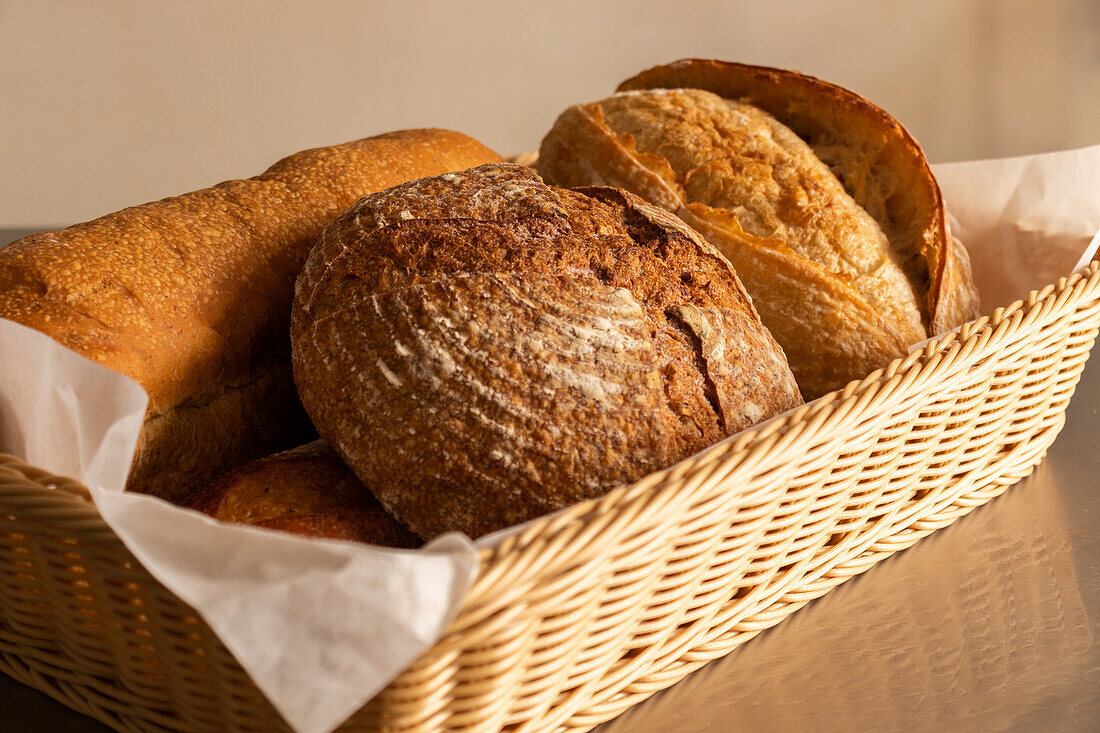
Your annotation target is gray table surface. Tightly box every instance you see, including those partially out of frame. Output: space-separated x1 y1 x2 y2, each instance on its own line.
1 228 1098 732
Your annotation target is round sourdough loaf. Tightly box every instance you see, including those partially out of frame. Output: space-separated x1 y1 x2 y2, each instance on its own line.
291 163 802 539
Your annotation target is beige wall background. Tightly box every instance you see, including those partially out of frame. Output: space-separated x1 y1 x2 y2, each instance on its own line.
2 0 1099 227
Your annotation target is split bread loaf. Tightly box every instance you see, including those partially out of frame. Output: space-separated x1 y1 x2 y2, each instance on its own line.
188 441 420 548
538 59 980 398
291 163 803 539
0 130 502 502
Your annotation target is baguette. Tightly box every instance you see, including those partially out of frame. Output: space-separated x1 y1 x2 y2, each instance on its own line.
538 60 979 398
0 130 503 501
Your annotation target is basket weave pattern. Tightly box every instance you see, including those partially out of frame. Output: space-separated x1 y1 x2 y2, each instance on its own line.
1 261 1099 732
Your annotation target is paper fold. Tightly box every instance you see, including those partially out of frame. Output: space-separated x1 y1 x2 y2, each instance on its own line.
3 143 1100 733
933 144 1100 309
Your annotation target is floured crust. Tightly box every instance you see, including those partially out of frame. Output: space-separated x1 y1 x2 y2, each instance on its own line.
0 129 503 500
292 163 802 539
538 59 980 398
188 441 419 548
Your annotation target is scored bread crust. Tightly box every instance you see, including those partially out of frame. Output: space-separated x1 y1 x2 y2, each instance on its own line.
292 163 802 539
0 129 503 502
617 59 980 333
188 441 420 548
538 59 980 398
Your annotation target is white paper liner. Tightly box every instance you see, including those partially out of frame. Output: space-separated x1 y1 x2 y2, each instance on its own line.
3 143 1100 733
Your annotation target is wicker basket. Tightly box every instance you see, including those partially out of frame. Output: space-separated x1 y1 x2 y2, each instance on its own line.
2 258 1099 732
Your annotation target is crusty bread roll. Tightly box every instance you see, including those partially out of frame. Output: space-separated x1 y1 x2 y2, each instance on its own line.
291 163 802 539
0 130 502 502
538 59 979 398
188 440 420 548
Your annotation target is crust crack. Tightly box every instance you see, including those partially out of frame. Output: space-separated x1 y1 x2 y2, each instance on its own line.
664 306 724 429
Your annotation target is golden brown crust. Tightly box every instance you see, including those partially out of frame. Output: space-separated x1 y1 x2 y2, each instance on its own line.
615 59 978 333
188 441 420 548
598 91 924 344
681 205 908 395
933 236 981 334
538 60 979 398
292 163 802 539
0 129 503 501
